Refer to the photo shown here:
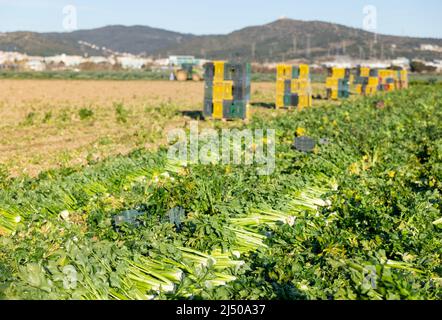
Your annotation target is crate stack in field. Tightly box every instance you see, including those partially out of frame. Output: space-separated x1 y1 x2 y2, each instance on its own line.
203 61 251 120
355 68 409 95
325 67 352 99
275 64 312 110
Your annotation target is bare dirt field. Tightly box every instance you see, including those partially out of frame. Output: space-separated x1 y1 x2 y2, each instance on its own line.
0 80 286 176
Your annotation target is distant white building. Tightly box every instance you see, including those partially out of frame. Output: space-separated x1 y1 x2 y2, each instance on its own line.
424 60 442 72
420 44 442 52
391 57 410 69
169 55 195 66
45 54 85 67
25 59 46 71
116 55 151 69
0 51 28 64
155 58 170 67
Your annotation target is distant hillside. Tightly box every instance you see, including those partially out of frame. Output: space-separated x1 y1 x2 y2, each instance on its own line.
1 19 441 61
0 32 83 56
45 25 195 56
164 19 442 61
0 25 194 57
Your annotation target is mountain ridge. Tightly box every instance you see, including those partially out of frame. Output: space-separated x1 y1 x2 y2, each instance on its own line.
1 19 441 61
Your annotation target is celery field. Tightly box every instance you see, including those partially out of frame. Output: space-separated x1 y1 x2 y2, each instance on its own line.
0 85 441 300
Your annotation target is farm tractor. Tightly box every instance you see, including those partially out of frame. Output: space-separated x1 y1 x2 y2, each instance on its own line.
173 63 203 81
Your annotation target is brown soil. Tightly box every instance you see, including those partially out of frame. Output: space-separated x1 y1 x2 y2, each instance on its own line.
0 80 279 176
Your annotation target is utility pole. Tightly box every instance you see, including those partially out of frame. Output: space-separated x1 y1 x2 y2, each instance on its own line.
369 41 373 59
359 46 364 60
306 34 311 59
251 42 256 61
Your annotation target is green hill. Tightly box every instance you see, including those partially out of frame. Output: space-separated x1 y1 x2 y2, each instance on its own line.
1 19 441 61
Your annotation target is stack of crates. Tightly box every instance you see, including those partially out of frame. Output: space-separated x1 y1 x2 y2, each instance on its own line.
275 64 312 110
365 68 409 94
325 67 351 99
203 61 251 120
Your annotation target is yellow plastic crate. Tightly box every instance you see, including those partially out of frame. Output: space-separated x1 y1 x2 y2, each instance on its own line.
284 65 293 79
276 94 285 109
298 79 309 90
326 77 339 88
212 81 233 100
212 101 223 119
298 95 306 108
277 65 292 80
360 67 370 77
365 85 377 95
298 95 312 108
368 77 379 86
299 64 310 78
291 79 300 92
224 81 233 99
212 83 223 100
214 61 225 81
379 69 395 79
331 68 346 78
276 65 285 79
327 89 338 100
276 80 285 95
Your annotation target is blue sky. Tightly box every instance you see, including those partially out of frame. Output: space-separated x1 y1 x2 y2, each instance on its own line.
0 0 441 38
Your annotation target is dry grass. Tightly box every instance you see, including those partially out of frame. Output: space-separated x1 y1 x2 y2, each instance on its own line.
0 79 332 177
